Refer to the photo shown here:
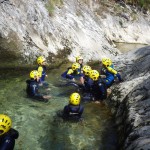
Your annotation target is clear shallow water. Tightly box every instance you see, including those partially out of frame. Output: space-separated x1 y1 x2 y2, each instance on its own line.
0 64 117 150
115 43 146 53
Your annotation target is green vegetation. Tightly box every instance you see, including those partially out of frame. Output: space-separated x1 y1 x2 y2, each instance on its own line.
45 0 63 16
122 0 150 10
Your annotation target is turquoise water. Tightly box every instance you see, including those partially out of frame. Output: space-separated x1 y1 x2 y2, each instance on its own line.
0 64 117 150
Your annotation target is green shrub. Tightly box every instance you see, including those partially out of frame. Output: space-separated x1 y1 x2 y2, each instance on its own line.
45 0 63 16
124 0 150 10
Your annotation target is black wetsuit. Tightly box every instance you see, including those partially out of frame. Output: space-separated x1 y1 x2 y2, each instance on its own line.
26 79 47 101
63 104 84 121
0 128 19 150
83 76 93 92
91 78 107 101
61 67 83 80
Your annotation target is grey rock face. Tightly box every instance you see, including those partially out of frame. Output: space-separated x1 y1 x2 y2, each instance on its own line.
0 0 150 64
110 46 150 149
0 0 118 63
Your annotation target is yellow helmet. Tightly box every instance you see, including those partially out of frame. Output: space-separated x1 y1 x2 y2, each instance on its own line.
30 70 39 78
0 114 12 135
83 65 92 76
76 56 83 62
90 70 100 81
72 63 80 71
69 93 81 105
102 57 112 67
37 56 46 65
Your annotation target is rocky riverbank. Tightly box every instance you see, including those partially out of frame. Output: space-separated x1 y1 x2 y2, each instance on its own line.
108 46 150 149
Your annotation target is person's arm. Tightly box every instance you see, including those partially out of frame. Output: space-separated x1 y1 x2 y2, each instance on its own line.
99 83 107 100
80 76 84 84
9 128 19 139
107 67 117 74
78 106 84 117
66 69 74 79
63 105 70 116
107 67 123 81
115 73 123 81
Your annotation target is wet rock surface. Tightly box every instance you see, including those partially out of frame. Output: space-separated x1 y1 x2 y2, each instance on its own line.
109 46 150 149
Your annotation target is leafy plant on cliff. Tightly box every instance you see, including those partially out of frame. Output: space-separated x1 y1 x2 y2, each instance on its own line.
121 0 150 11
45 0 63 16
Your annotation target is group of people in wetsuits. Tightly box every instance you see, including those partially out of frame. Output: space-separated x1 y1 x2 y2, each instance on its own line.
0 55 123 149
60 56 123 121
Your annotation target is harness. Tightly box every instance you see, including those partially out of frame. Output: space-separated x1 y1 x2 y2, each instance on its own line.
68 105 81 116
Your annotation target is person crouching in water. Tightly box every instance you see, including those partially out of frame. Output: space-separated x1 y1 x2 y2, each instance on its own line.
61 62 84 83
62 93 84 122
36 56 49 87
26 70 51 102
89 70 108 104
100 57 123 88
0 114 19 150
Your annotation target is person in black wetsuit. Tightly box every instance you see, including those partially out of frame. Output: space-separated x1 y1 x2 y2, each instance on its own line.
76 65 94 101
61 62 84 82
62 93 84 121
0 114 19 150
26 70 51 102
89 70 108 103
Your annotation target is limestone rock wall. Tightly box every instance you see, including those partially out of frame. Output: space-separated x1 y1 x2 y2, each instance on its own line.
0 0 150 64
109 46 150 149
